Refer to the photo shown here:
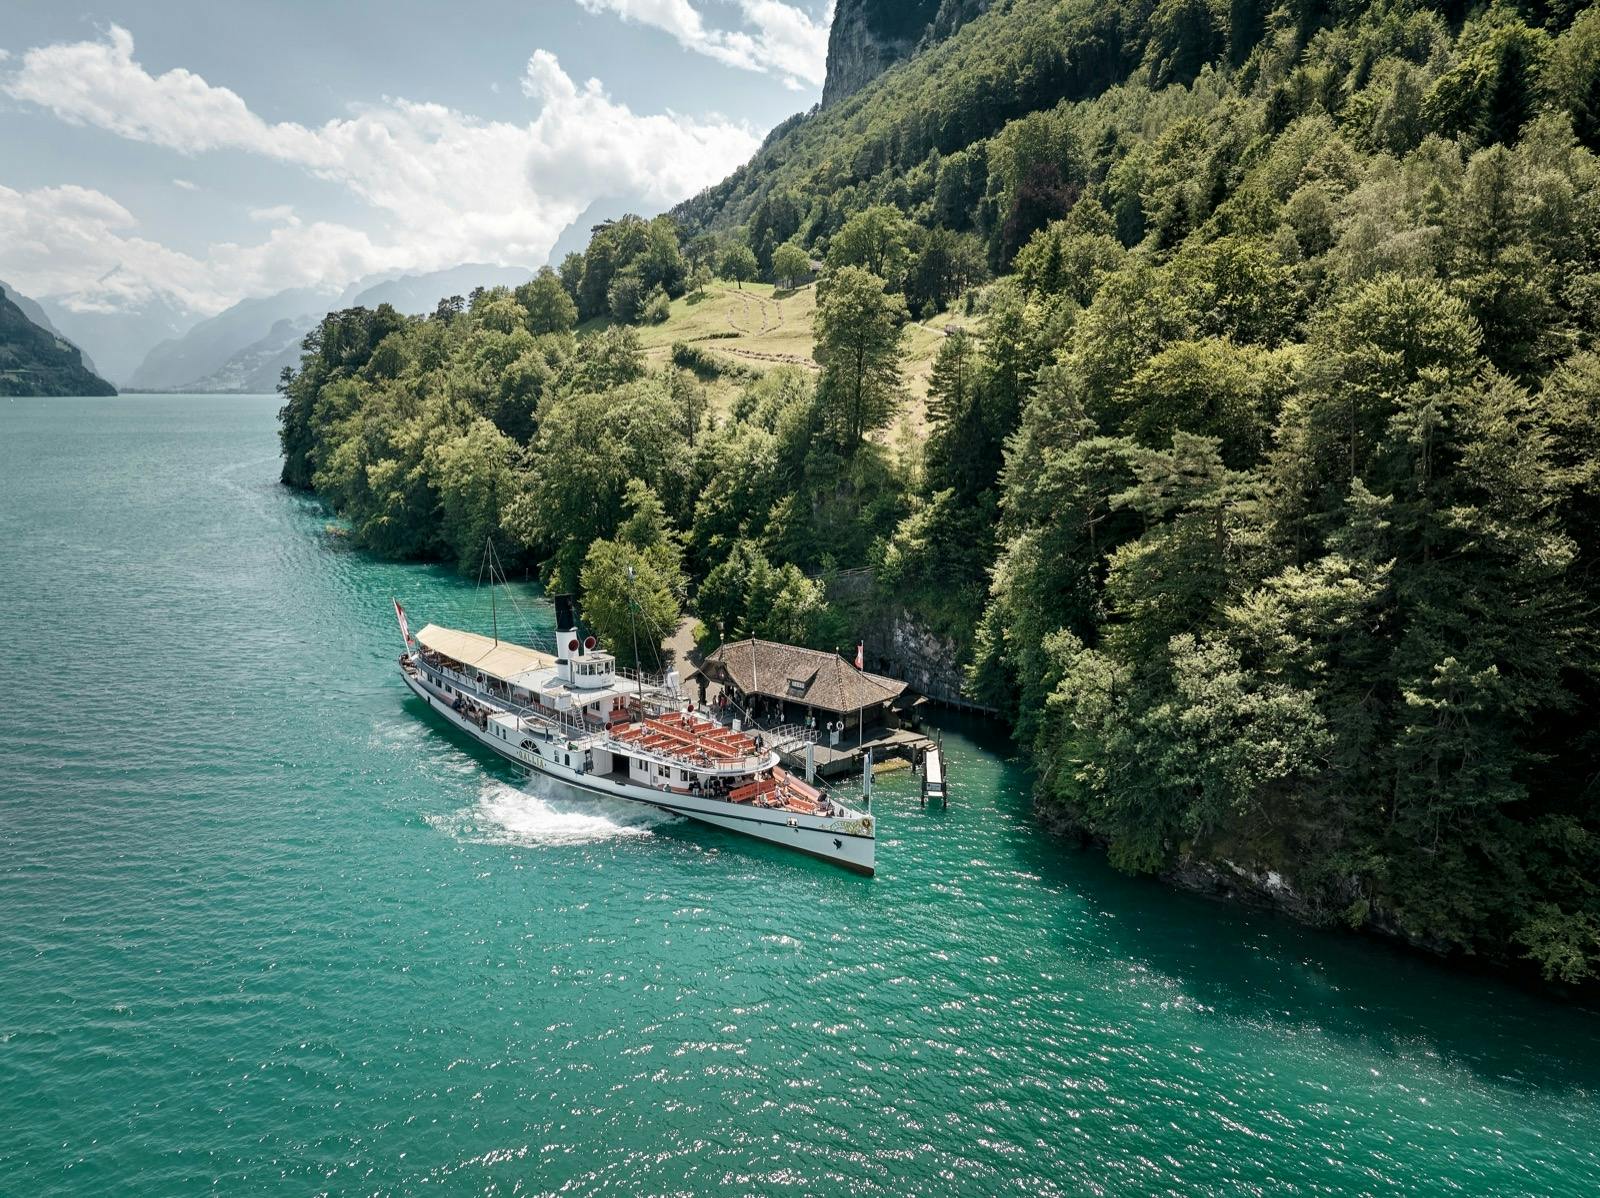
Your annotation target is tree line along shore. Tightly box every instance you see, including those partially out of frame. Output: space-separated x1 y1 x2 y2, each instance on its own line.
280 0 1600 989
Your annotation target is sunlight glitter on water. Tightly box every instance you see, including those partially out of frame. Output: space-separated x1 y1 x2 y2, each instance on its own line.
7 397 1600 1198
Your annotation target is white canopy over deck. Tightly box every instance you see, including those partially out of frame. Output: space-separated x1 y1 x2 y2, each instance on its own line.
414 623 675 707
414 624 556 685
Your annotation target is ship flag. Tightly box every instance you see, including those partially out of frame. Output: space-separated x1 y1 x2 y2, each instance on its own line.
394 598 412 647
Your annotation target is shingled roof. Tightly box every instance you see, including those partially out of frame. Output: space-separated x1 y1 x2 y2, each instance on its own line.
698 639 908 714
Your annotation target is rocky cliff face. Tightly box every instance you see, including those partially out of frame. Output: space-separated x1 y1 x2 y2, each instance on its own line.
878 615 974 708
826 569 987 710
821 0 983 107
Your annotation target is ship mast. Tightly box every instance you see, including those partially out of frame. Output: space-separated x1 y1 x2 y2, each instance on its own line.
486 534 499 644
627 565 645 717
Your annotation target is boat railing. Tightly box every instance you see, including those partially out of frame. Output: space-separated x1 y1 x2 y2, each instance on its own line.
616 664 677 693
421 661 597 737
421 658 774 770
598 730 772 775
425 660 510 699
761 723 819 752
515 705 592 739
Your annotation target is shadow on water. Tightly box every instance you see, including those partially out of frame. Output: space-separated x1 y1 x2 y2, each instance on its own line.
402 678 1600 1094
924 710 1600 1097
399 691 531 785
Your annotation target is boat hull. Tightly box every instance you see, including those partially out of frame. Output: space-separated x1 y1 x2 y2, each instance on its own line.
402 668 875 874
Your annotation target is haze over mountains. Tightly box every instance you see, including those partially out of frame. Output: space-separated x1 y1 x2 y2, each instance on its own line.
126 286 340 393
80 263 533 394
6 192 660 395
32 189 657 394
36 290 190 388
0 286 115 397
0 279 106 381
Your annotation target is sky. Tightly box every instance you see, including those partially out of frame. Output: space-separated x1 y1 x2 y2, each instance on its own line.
0 0 832 318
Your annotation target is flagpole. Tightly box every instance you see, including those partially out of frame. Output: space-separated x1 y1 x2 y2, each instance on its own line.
856 639 864 769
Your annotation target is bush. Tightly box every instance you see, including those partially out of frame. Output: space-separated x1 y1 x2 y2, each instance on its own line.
670 340 755 380
607 271 644 322
640 285 672 325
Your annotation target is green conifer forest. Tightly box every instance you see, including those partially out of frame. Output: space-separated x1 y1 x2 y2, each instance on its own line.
281 0 1600 986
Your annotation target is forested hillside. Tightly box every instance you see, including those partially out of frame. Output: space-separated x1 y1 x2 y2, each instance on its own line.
281 0 1600 985
0 291 117 397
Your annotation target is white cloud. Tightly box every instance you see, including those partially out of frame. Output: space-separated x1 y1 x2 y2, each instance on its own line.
576 0 830 88
172 177 198 191
248 203 299 225
0 180 396 315
0 25 762 315
3 26 328 161
518 50 762 204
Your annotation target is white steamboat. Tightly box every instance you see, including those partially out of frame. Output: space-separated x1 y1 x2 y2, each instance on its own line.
393 598 875 873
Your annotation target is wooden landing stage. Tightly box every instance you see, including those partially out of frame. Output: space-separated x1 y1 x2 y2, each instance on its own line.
776 727 939 780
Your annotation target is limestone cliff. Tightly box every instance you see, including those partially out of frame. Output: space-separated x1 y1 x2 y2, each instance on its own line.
821 0 986 107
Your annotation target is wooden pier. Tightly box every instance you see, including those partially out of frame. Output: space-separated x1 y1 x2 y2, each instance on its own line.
922 744 946 807
774 726 938 780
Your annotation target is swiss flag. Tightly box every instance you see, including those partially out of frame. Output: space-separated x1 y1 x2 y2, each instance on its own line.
394 598 412 647
855 641 864 670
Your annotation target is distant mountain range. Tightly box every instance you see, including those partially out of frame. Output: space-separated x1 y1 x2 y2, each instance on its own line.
546 195 664 267
37 289 192 388
26 209 662 393
126 285 340 393
345 263 536 319
0 287 117 397
0 279 104 379
177 317 316 395
123 262 537 394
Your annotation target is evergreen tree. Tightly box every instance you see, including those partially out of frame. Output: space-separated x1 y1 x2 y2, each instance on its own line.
812 267 908 452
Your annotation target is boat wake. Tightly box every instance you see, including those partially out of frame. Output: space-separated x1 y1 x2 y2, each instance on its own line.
435 777 679 848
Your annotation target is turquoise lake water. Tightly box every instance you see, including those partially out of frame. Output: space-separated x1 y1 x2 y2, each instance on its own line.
2 393 1599 1196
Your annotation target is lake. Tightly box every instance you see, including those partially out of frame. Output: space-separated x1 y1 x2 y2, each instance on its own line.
2 394 1597 1196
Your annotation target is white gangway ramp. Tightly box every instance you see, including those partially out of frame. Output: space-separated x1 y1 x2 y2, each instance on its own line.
922 745 946 807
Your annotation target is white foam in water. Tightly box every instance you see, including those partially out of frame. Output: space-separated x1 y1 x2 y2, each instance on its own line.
451 776 679 847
